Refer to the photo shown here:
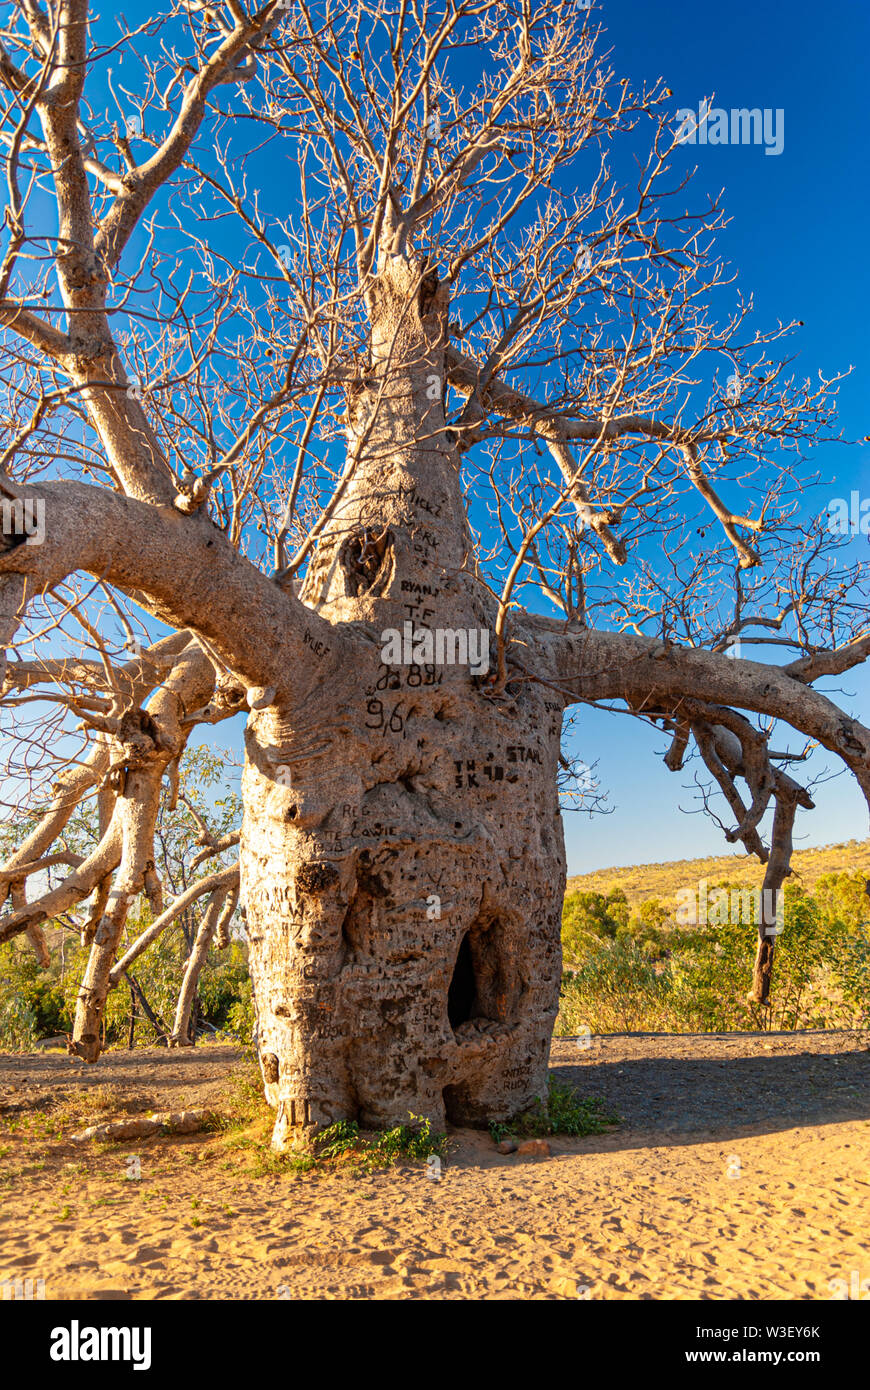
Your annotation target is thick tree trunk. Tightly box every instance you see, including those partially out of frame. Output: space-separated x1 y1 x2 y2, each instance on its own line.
240 250 567 1149
242 669 566 1149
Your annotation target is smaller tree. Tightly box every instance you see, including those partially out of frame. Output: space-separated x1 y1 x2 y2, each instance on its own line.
0 745 243 1050
102 745 242 1047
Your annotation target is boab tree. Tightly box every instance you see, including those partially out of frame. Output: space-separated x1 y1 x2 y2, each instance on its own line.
0 0 867 1148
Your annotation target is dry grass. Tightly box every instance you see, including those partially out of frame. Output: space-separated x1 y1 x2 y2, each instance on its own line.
567 837 870 907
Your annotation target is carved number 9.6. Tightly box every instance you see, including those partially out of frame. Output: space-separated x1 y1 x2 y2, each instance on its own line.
365 698 404 735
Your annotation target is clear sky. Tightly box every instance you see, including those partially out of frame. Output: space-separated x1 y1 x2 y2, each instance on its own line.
554 0 870 872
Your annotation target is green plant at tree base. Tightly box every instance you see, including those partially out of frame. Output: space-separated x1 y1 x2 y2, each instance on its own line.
488 1077 618 1144
314 1118 361 1160
314 1113 449 1173
216 1058 449 1177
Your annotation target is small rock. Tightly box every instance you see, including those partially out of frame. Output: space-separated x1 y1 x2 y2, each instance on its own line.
72 1117 161 1143
70 1108 216 1143
496 1139 517 1155
517 1139 550 1157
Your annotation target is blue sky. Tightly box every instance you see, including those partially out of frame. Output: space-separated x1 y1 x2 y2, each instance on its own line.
554 0 870 872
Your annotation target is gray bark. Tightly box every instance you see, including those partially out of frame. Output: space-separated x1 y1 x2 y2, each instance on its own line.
242 255 565 1145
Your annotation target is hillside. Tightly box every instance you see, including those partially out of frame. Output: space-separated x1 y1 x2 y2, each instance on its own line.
566 838 870 908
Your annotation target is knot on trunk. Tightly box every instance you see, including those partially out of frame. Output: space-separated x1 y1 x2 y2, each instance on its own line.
103 708 164 794
296 861 340 894
116 707 163 767
417 254 448 332
339 528 393 597
261 1052 280 1084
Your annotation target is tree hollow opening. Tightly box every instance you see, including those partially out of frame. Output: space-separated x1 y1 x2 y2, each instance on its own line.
447 932 476 1029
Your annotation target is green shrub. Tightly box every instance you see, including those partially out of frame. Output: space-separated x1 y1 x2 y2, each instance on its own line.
0 994 40 1051
558 872 870 1034
562 887 630 962
314 1113 448 1171
489 1077 618 1143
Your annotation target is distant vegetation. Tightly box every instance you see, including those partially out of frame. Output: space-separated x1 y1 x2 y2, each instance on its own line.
558 842 870 1034
0 930 252 1053
2 838 868 1050
0 746 248 1054
566 839 870 904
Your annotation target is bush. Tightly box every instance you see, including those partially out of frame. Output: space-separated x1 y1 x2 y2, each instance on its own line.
489 1077 618 1142
557 873 870 1035
559 938 670 1033
199 942 252 1034
0 943 71 1046
314 1114 448 1172
562 887 629 962
223 972 255 1042
0 994 40 1051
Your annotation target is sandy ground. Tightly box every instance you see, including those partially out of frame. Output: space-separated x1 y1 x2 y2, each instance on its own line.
0 1032 867 1301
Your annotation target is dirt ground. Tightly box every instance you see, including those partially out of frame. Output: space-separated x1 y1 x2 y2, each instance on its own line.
0 1031 867 1300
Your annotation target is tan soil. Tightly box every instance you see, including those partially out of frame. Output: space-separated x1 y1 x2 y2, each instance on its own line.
0 1033 867 1301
